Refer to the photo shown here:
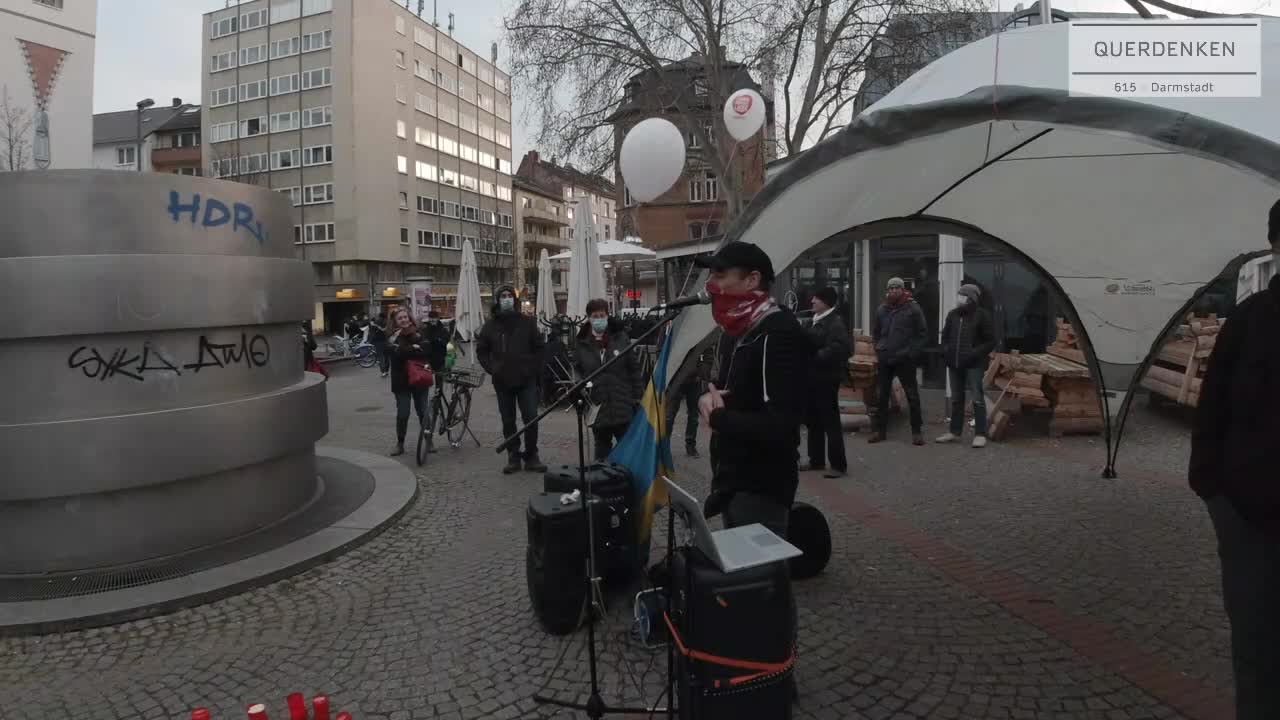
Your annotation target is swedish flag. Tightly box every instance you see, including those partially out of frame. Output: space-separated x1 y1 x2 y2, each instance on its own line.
607 327 674 547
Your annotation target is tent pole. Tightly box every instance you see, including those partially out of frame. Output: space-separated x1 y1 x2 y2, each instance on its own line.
1039 0 1052 24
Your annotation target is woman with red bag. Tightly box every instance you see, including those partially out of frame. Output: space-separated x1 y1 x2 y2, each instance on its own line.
386 307 432 457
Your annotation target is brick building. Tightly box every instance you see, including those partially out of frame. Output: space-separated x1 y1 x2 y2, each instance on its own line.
607 53 774 255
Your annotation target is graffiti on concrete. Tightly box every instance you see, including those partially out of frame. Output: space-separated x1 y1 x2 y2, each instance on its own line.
68 333 270 382
166 191 267 245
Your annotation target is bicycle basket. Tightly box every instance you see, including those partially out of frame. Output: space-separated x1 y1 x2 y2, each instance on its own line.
450 366 487 389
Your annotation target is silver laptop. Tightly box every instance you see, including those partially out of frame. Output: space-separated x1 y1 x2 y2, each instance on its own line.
663 477 802 574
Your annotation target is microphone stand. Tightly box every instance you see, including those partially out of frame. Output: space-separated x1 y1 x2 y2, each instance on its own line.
499 307 689 719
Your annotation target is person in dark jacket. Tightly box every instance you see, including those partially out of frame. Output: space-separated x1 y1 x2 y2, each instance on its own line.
801 287 852 478
385 307 431 457
937 283 996 448
368 311 389 377
666 340 715 458
869 277 928 446
301 322 317 369
477 286 547 474
574 299 642 460
1189 199 1280 719
421 311 450 371
695 242 807 539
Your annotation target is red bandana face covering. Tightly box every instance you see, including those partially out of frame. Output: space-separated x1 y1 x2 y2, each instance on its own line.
706 281 772 337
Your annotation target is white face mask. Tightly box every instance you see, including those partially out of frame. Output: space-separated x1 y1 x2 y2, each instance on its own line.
956 294 970 306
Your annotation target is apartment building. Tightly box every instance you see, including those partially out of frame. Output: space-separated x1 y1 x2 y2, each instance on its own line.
516 151 617 243
201 0 514 331
0 0 97 170
92 99 201 174
513 176 568 311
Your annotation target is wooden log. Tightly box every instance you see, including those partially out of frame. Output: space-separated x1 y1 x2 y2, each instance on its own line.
1051 404 1103 419
1012 372 1045 389
1047 345 1087 365
988 410 1012 441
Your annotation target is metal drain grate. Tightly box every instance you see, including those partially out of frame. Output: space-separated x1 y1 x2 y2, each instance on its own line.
0 458 375 603
354 406 382 413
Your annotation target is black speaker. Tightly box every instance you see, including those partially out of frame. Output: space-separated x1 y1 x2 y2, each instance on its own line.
543 463 640 583
526 492 588 635
543 462 633 500
787 502 832 580
671 548 794 720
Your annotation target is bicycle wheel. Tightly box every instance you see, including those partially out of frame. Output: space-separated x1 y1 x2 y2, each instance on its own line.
356 348 377 368
445 388 472 446
415 424 429 466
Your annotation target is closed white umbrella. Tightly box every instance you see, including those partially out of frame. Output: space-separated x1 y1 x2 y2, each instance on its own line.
536 248 556 329
453 238 485 364
566 198 607 317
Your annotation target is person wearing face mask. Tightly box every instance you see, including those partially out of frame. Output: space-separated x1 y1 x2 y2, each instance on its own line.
869 277 929 446
693 241 807 538
573 299 642 460
1189 198 1280 719
937 284 996 448
386 308 431 457
801 287 851 478
477 286 548 474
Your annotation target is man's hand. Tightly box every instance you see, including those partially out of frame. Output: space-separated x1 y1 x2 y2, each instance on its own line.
698 383 730 427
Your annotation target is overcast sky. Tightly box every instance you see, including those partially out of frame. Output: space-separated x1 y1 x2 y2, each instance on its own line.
93 0 1273 160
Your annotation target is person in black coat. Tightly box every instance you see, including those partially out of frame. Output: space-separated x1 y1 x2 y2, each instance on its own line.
869 277 929 445
937 283 997 448
368 311 389 377
665 340 714 458
421 311 450 371
477 286 547 474
801 287 852 478
1190 199 1280 719
574 299 642 460
301 321 317 369
385 307 431 457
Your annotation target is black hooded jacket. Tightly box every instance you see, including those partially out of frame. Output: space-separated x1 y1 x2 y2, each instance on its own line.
476 285 545 390
1190 274 1280 537
574 317 642 429
707 308 808 510
941 303 996 370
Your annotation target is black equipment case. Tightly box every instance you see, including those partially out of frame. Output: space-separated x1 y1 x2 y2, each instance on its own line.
526 492 588 635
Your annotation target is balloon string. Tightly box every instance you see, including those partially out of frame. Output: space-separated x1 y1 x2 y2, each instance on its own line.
674 138 741 299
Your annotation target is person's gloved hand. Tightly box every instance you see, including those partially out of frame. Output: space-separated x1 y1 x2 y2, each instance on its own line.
703 489 733 519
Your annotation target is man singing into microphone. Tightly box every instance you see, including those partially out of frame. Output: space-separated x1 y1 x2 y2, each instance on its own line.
695 241 807 538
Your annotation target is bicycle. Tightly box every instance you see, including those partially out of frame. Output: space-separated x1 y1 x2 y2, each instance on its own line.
325 335 379 368
417 365 485 465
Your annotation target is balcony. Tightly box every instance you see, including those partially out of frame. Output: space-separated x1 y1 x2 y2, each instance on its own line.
521 233 568 252
523 205 570 227
151 146 201 168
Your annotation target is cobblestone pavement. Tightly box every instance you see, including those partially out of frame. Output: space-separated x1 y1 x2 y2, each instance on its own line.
0 364 1232 720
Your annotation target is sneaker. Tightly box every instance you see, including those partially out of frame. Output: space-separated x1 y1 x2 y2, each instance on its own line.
686 445 700 458
823 468 846 479
799 461 825 472
935 433 959 444
381 371 389 378
912 433 925 446
390 443 405 457
502 455 521 474
972 435 988 449
524 454 548 473
867 433 886 444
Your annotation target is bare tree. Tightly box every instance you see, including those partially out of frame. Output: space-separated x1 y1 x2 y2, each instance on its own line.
0 86 33 172
475 226 519 296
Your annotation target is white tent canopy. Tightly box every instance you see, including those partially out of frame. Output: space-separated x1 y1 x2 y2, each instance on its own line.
667 19 1280 474
549 240 658 261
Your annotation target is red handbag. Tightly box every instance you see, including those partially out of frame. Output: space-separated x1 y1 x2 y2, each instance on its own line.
407 360 434 389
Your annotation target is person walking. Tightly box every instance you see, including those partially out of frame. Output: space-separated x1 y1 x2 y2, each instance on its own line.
666 342 714 458
478 286 548 474
368 310 389 377
869 277 928 445
301 321 317 371
385 307 431 457
573 299 642 461
1189 199 1280 720
936 283 996 448
801 287 851 478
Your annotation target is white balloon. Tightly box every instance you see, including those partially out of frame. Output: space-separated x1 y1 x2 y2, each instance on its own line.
722 89 766 142
619 118 685 203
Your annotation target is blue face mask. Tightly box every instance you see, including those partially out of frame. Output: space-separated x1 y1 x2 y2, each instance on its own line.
590 317 609 334
499 297 514 311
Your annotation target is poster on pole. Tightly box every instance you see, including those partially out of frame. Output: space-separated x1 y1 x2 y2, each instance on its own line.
407 276 433 323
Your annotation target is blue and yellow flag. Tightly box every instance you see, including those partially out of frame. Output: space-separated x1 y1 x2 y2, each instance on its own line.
608 328 674 545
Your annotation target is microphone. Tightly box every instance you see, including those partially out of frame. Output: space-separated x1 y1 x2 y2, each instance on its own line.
653 291 711 312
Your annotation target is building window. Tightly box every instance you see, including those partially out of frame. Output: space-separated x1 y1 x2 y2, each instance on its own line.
270 73 300 96
272 0 301 23
240 116 267 138
690 171 718 202
270 36 301 60
116 146 136 166
211 14 238 39
302 29 332 52
211 50 237 73
303 183 334 205
441 233 461 250
415 161 437 182
304 222 336 244
497 185 512 201
270 110 300 133
209 121 236 143
303 144 333 166
238 153 268 174
416 196 438 214
172 167 201 176
442 201 459 218
495 129 511 148
395 15 406 35
239 44 267 66
210 85 237 108
302 105 333 128
241 8 268 30
415 127 436 148
398 192 410 209
277 186 301 207
415 92 436 116
239 79 268 102
33 0 64 8
604 224 610 239
400 227 410 245
418 230 438 247
302 0 332 15
301 67 332 90
175 131 200 148
271 148 301 170
397 155 408 174
396 83 407 104
395 49 406 68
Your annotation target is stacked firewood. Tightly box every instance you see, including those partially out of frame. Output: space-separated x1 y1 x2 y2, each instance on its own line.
1141 313 1222 408
983 350 1102 440
1046 318 1087 365
847 333 879 411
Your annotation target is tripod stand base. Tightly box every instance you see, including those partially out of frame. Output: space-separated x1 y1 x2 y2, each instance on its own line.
533 692 664 718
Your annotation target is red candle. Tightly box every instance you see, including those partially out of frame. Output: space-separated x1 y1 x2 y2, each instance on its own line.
191 710 212 720
311 695 331 720
247 703 269 720
335 713 352 720
286 693 307 720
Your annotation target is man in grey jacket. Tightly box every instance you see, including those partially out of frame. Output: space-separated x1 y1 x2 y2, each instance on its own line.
869 277 928 446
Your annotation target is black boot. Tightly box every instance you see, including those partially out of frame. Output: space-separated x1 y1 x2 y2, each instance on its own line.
392 416 408 456
503 452 522 474
523 452 547 473
390 442 405 457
